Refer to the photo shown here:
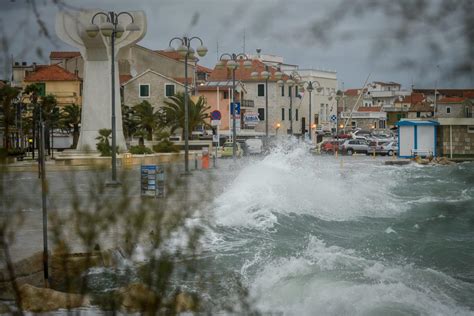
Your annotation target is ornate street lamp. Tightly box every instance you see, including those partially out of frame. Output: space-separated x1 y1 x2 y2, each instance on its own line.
86 11 140 185
251 60 283 137
216 53 252 159
166 36 207 174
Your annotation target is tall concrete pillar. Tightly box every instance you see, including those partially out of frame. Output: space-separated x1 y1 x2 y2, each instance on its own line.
55 9 146 152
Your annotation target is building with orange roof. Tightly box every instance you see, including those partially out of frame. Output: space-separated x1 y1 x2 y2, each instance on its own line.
22 64 82 106
200 56 338 137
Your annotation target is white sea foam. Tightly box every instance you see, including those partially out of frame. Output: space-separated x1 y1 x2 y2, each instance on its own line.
211 140 407 229
249 236 474 316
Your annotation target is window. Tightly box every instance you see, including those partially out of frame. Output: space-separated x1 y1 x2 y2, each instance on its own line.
295 86 298 96
37 83 46 97
295 109 299 121
281 108 285 120
446 106 451 114
223 91 229 99
416 112 421 118
258 108 265 121
139 84 150 98
288 86 292 97
257 84 265 97
281 86 285 96
468 126 474 133
165 84 175 97
289 108 292 121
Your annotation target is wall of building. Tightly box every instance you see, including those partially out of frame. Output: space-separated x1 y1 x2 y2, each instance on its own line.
123 71 184 109
121 45 195 79
437 125 474 157
36 80 82 106
437 104 467 118
199 89 233 131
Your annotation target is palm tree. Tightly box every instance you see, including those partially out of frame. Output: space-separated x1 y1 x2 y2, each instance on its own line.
121 104 139 141
95 128 112 156
162 92 210 139
61 104 81 149
0 85 21 150
133 100 161 141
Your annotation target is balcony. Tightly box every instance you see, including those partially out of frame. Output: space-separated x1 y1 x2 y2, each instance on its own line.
241 99 254 108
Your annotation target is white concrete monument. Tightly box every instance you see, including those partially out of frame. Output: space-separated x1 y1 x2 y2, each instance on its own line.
56 10 146 152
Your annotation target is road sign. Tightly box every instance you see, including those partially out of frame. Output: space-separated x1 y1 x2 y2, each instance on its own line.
210 110 222 120
230 102 241 115
211 120 221 126
330 114 337 123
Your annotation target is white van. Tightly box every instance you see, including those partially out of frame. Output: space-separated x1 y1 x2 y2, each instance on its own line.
245 138 264 154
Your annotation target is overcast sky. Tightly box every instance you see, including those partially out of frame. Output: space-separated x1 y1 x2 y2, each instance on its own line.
1 0 472 89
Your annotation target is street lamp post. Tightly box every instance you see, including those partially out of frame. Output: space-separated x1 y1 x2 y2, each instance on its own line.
251 62 283 138
86 11 141 185
215 53 252 159
166 36 207 174
304 81 322 141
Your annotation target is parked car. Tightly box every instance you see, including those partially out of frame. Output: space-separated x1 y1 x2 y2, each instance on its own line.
321 139 344 154
340 139 369 155
380 141 398 156
245 138 264 154
368 141 398 156
220 142 243 158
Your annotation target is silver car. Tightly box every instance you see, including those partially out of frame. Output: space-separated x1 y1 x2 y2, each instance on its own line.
341 139 369 155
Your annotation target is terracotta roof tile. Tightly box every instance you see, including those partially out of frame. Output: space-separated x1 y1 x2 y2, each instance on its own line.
395 93 425 104
437 97 466 104
49 51 81 59
345 89 362 97
173 77 193 84
120 74 133 85
196 64 213 73
24 64 80 82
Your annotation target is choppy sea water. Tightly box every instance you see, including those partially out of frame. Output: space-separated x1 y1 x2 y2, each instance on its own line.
200 142 474 315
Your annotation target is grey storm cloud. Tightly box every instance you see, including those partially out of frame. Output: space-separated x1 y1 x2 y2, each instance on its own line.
1 0 472 89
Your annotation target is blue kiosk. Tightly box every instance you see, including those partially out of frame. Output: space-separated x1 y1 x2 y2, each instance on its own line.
396 120 439 158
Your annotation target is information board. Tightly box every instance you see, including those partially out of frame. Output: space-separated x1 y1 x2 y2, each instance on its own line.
141 165 165 198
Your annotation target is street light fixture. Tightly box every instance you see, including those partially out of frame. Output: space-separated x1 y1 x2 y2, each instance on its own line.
216 53 252 159
166 36 207 174
87 11 140 185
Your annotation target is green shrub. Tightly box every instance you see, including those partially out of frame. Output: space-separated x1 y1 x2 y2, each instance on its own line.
152 140 179 153
129 145 152 155
7 148 26 156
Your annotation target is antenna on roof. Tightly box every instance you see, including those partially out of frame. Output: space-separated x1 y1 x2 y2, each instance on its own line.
243 29 246 55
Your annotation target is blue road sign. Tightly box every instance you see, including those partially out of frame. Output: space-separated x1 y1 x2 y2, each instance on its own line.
230 102 241 115
330 114 337 122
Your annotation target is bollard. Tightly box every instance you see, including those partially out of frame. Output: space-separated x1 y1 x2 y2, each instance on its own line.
195 153 198 170
213 154 216 168
373 149 376 159
201 147 210 170
335 150 338 158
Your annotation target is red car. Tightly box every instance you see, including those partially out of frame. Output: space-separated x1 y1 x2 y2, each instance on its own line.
321 140 344 153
